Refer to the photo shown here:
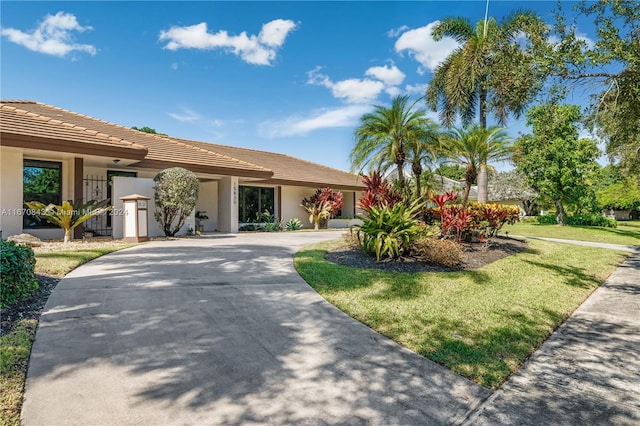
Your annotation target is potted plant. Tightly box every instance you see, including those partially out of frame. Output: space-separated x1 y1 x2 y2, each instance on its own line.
195 211 209 233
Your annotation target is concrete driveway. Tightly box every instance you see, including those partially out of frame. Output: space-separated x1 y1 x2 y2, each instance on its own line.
22 231 489 425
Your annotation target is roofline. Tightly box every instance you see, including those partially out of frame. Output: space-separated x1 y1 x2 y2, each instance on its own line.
0 132 149 161
256 178 363 191
134 159 274 179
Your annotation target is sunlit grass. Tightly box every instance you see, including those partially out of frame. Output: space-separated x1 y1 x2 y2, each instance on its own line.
502 220 640 246
295 239 627 389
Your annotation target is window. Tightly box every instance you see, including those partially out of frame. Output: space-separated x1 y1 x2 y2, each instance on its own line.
23 160 62 228
239 186 274 222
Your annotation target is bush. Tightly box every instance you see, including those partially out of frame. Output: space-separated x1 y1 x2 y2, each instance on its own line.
154 167 200 236
1 240 38 307
411 237 464 268
354 199 425 261
536 214 558 225
285 218 303 231
567 214 618 228
261 211 282 232
301 187 343 230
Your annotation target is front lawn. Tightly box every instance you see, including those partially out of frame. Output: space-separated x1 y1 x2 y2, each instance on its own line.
295 239 627 389
502 220 640 246
0 240 134 426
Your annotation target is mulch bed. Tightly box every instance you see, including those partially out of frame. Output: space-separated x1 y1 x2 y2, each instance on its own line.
325 236 528 273
1 274 60 336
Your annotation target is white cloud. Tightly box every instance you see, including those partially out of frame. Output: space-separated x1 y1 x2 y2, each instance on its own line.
307 67 385 104
394 21 459 73
365 64 405 87
387 25 409 38
1 11 96 57
159 19 297 65
405 83 429 95
258 104 372 138
168 106 201 122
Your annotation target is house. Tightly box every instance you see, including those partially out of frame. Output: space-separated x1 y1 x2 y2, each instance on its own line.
0 100 363 239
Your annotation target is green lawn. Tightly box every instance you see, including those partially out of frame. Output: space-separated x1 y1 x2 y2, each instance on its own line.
502 220 640 246
0 241 134 426
295 239 627 389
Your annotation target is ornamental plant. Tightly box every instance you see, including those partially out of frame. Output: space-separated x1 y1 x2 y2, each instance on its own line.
1 240 38 307
357 172 402 212
301 187 343 230
154 167 199 237
24 199 112 243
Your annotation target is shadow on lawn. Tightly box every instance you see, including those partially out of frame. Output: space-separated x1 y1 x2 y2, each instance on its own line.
522 259 601 288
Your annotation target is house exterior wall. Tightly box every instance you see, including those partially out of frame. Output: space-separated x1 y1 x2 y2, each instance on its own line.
217 176 239 233
195 181 218 231
0 147 24 239
280 186 316 229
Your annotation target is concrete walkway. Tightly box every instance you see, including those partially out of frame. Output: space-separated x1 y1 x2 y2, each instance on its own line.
466 250 640 425
509 235 639 253
22 231 489 425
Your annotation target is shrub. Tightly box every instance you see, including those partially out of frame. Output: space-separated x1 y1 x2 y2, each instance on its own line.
354 199 424 261
467 203 521 241
301 187 343 230
1 240 38 307
343 230 360 248
285 218 303 231
261 211 282 232
411 237 464 268
567 214 618 228
357 172 403 212
154 167 199 236
536 214 557 225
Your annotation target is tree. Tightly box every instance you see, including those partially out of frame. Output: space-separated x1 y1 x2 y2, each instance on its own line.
488 170 538 215
153 167 199 236
132 126 166 135
351 95 432 190
405 119 440 198
594 166 640 212
24 199 112 243
543 0 640 179
435 164 466 181
441 125 512 207
514 103 600 225
426 11 546 202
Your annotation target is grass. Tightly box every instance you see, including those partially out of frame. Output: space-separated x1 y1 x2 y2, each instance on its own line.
502 220 640 246
0 241 134 426
295 239 627 389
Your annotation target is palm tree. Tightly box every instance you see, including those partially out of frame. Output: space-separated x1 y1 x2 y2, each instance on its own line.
441 125 512 207
426 11 545 202
351 95 432 190
405 119 441 198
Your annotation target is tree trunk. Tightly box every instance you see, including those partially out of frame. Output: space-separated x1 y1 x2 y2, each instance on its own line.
479 87 487 130
396 161 405 188
415 173 422 199
554 199 567 226
477 165 488 204
64 228 72 243
461 183 472 208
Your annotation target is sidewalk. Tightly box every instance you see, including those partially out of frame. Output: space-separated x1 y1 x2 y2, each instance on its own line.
465 251 640 425
512 235 639 253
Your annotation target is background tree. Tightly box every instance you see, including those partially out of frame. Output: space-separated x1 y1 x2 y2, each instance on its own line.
404 119 441 198
153 167 199 236
351 95 432 190
427 11 546 202
542 0 640 179
488 170 539 215
594 165 640 215
434 164 466 181
132 126 167 135
442 125 512 207
514 103 600 225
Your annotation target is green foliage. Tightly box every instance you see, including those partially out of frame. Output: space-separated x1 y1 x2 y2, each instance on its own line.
301 187 343 230
153 167 200 237
0 240 38 308
594 166 640 210
285 218 303 231
261 211 282 232
23 199 112 243
354 199 425 261
435 164 466 181
536 214 558 225
515 103 600 225
131 126 167 136
536 213 617 228
411 237 463 268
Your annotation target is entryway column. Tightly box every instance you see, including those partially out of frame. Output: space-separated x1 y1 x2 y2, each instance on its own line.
73 157 84 239
217 176 239 233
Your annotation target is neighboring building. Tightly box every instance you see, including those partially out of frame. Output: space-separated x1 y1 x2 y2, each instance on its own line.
0 100 363 239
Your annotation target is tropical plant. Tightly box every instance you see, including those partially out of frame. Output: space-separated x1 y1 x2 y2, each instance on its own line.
354 199 425 261
405 119 441 198
357 172 402 212
426 11 546 201
440 125 512 207
301 187 343 230
261 210 282 232
24 199 113 243
514 103 600 225
285 218 303 231
351 95 434 189
0 240 38 307
153 167 200 237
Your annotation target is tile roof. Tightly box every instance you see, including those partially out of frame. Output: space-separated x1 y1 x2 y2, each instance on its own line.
0 100 362 189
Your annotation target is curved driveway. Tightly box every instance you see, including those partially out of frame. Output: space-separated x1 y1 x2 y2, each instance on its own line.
22 232 489 425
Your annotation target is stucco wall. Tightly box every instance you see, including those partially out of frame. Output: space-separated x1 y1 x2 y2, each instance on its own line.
195 181 218 231
280 186 316 229
0 148 25 239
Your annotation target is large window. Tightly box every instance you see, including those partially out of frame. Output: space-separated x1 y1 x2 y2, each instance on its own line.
23 160 62 228
239 186 274 222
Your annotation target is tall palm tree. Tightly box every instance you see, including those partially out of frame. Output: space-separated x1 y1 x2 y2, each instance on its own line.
426 11 546 202
405 119 441 198
441 125 512 207
351 95 431 189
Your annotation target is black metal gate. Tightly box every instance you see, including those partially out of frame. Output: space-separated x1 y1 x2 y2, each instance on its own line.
83 175 110 236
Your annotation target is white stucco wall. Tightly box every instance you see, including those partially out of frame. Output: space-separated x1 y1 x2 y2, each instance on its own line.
0 148 24 239
217 176 238 233
195 181 218 231
280 186 317 229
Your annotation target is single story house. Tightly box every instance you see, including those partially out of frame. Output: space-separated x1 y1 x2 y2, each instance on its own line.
0 100 363 239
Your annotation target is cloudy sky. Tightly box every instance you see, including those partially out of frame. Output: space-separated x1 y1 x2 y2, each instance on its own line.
1 1 595 172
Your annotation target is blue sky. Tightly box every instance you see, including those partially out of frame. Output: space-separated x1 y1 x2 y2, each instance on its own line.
1 1 598 173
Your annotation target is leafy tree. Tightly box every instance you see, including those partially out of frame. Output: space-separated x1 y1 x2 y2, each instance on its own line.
404 119 440 198
514 103 600 225
594 166 640 211
24 199 112 243
427 11 546 202
434 164 466 181
543 0 640 179
488 170 539 215
441 125 512 207
153 167 199 236
132 126 167 135
351 95 433 189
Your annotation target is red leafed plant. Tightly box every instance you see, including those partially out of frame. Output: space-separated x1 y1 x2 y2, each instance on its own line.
439 205 473 242
430 191 458 209
301 187 344 230
357 172 402 212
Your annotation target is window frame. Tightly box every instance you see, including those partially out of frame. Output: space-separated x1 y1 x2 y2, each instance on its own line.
23 159 63 229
